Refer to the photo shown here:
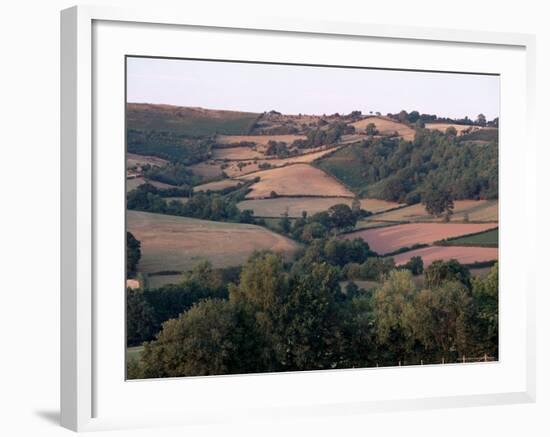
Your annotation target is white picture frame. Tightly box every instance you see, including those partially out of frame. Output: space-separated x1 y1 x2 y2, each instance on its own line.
61 5 536 432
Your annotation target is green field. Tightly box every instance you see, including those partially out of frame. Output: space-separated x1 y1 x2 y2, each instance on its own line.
437 228 498 247
316 145 368 193
127 103 259 137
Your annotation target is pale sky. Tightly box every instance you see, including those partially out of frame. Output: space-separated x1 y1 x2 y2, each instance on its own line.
126 57 499 120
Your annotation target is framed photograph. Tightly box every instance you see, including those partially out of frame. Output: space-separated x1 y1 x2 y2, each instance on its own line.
61 5 536 432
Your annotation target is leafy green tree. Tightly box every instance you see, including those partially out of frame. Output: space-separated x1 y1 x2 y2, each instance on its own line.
126 288 156 347
339 293 377 367
229 252 288 370
424 259 471 290
402 256 424 275
422 184 454 218
397 110 409 124
471 263 498 356
445 126 457 137
327 204 357 230
414 119 425 129
366 123 378 136
359 257 395 281
299 222 327 242
404 281 473 361
372 270 417 364
280 263 344 370
476 113 487 126
279 211 291 233
126 232 141 274
323 238 373 267
408 111 420 123
139 299 261 377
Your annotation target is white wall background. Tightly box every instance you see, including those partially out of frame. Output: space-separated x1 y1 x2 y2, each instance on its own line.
0 1 547 435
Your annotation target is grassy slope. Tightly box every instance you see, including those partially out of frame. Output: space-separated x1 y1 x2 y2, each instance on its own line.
437 228 498 247
127 210 300 273
316 145 368 193
127 103 259 137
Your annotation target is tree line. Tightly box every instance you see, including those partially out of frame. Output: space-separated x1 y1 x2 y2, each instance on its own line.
128 253 498 378
127 183 255 224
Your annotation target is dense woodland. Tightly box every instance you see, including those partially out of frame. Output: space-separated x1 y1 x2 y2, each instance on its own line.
318 128 498 203
127 249 498 378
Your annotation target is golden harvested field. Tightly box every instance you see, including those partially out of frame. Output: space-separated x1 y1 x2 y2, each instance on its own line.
344 222 498 254
237 197 401 218
238 164 354 199
351 117 415 141
425 123 478 135
368 200 498 223
220 146 341 177
127 211 299 273
212 146 264 160
217 134 306 146
193 179 243 192
126 153 168 169
189 161 224 179
393 246 498 267
266 146 341 164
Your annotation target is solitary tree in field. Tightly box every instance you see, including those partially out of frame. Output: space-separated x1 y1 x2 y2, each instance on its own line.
366 122 378 136
422 185 454 218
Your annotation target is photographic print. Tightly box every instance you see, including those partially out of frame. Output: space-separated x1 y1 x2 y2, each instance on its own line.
125 57 499 379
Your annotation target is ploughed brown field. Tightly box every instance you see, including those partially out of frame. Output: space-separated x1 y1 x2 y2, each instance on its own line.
237 197 401 218
351 117 415 141
239 163 354 199
127 210 299 273
344 222 498 254
393 246 498 267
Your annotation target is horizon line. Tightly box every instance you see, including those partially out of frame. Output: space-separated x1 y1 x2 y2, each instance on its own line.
127 101 497 121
